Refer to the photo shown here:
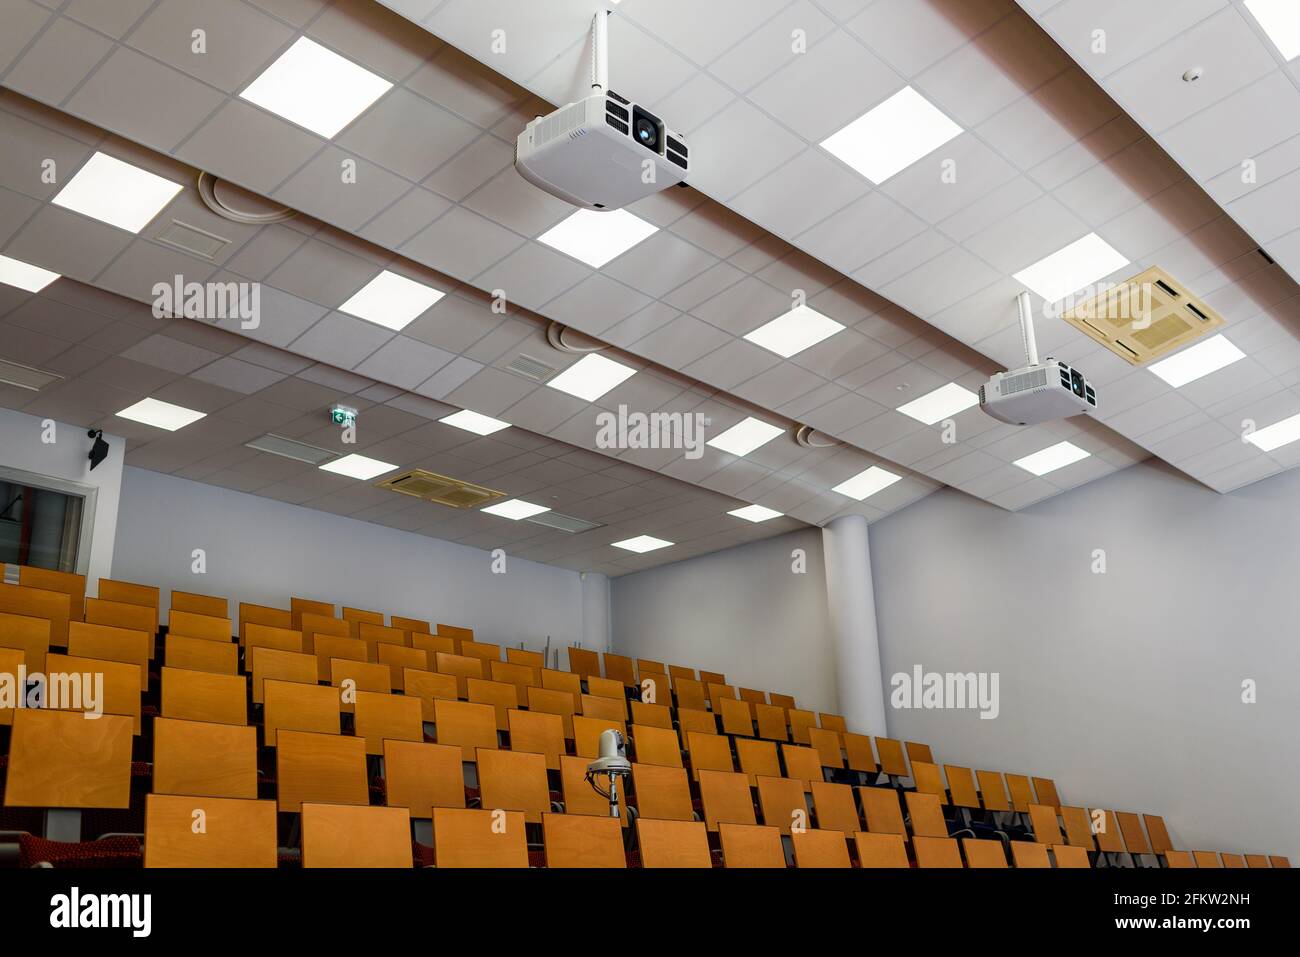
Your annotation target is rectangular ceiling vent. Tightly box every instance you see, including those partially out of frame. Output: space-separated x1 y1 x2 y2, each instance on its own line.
245 433 335 465
525 511 602 534
1060 266 1225 366
377 469 505 509
0 358 62 392
504 353 557 383
156 220 231 260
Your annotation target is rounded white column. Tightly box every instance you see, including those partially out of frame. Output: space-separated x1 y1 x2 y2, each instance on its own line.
821 514 887 736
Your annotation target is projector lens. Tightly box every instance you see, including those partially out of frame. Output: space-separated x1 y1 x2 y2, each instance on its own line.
631 105 663 154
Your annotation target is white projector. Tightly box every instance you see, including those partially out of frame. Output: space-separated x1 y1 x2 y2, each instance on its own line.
516 90 688 210
980 360 1096 426
980 291 1097 426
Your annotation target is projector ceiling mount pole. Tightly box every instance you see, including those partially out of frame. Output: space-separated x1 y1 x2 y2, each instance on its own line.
1017 290 1039 367
591 11 609 94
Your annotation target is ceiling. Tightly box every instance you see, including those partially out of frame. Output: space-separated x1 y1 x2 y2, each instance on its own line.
1 0 1297 574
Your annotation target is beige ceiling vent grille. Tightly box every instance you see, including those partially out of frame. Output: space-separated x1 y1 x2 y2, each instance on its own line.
156 220 230 259
504 353 557 382
525 511 602 534
376 469 505 509
1060 266 1225 366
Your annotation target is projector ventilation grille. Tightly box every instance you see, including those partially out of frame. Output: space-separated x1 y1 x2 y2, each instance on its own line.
1060 266 1224 366
536 101 587 147
1001 367 1048 396
376 469 504 509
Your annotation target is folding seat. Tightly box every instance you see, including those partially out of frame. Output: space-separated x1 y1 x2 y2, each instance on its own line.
239 603 292 644
707 682 741 714
46 652 140 733
674 677 707 711
1052 845 1091 868
719 823 785 868
1060 805 1097 850
299 613 349 656
1005 774 1035 812
718 696 753 736
470 676 521 730
698 769 756 831
540 668 582 710
162 666 247 726
781 744 823 790
810 781 861 833
476 749 551 823
944 765 982 810
792 829 851 868
1090 809 1126 856
769 693 796 711
166 633 238 676
636 658 666 677
144 794 276 868
342 607 384 639
412 633 456 660
581 691 627 723
905 741 933 764
631 762 694 821
68 620 149 690
738 687 767 707
290 598 334 632
391 616 430 639
1193 850 1222 868
378 643 427 691
818 714 847 734
630 700 671 729
1165 850 1195 868
1244 854 1271 868
507 709 565 770
905 791 951 839
94 580 156 641
677 708 717 743
302 804 411 868
328 659 389 716
243 622 303 661
543 813 625 868
735 737 779 785
313 634 366 681
858 786 906 835
566 646 600 679
1143 814 1175 854
808 727 843 769
171 590 227 619
0 647 22 726
1010 841 1050 868
1029 803 1063 844
842 733 877 776
275 729 368 812
433 699 497 761
911 761 948 802
787 708 816 745
153 717 257 799
602 652 635 687
490 660 537 704
756 776 806 835
435 623 474 643
526 685 576 737
976 770 1012 811
435 651 485 697
1269 856 1290 868
755 703 789 741
383 740 465 816
914 836 963 868
460 640 501 666
85 598 151 654
962 838 1008 868
855 832 909 868
636 818 711 868
667 664 695 682
1032 777 1061 809
1116 810 1153 860
699 671 726 697
1221 853 1245 868
433 807 527 867
874 738 909 778
354 690 422 754
358 623 406 664
631 723 683 768
264 679 339 746
169 610 231 644
18 567 84 620
586 675 624 701
505 647 544 672
0 609 50 672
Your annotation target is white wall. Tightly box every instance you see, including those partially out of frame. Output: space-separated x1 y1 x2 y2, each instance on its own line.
0 407 124 584
610 528 836 712
869 459 1300 857
112 466 585 653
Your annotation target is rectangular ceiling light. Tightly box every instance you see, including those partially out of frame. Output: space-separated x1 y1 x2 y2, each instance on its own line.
831 465 902 500
743 304 844 357
820 86 962 183
240 36 392 138
612 535 673 553
245 433 336 465
319 453 399 480
0 255 60 292
728 504 783 523
896 382 980 425
537 208 657 268
439 409 510 436
1246 0 1300 60
1013 440 1089 476
706 416 784 457
339 270 444 330
116 397 206 431
545 352 636 402
1013 233 1129 304
481 499 550 520
1148 334 1246 388
52 152 183 233
1246 411 1300 452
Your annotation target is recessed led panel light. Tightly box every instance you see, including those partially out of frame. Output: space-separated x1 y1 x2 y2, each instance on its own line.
706 416 784 457
1012 233 1129 304
1246 0 1300 59
896 382 980 425
439 409 510 436
1148 335 1246 388
537 208 658 268
339 270 444 330
820 86 963 183
1013 441 1090 476
115 397 206 431
831 465 902 500
319 453 398 480
51 152 183 233
1246 411 1300 452
743 304 844 357
545 353 636 402
481 499 551 520
728 504 783 523
240 36 393 138
0 255 60 293
612 535 673 553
